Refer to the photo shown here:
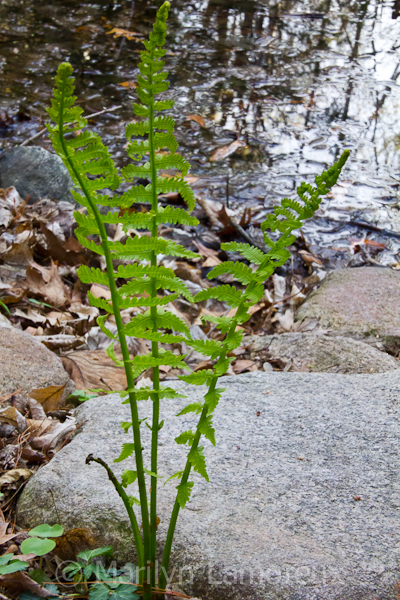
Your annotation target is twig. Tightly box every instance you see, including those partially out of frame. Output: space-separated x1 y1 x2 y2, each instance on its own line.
0 390 22 404
19 105 122 147
227 213 268 253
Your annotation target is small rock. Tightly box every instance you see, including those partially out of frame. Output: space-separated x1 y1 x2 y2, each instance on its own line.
0 324 74 402
17 371 400 600
244 332 399 374
0 146 75 204
296 267 400 351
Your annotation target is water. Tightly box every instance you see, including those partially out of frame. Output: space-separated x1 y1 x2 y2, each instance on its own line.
1 0 400 264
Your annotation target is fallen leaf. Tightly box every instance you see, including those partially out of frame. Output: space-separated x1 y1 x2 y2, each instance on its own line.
62 350 128 391
30 417 76 454
37 333 85 352
0 469 32 489
202 256 222 267
12 307 47 324
232 359 257 374
30 384 67 413
20 447 46 464
39 224 87 267
275 308 294 332
119 81 137 89
186 114 207 128
0 406 26 431
298 250 323 265
209 140 246 162
2 238 33 267
90 283 112 301
25 261 70 308
27 398 46 420
192 240 220 259
350 238 385 251
0 571 53 597
0 513 19 546
107 27 143 40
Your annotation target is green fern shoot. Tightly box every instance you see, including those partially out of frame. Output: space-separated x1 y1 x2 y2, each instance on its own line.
47 1 349 597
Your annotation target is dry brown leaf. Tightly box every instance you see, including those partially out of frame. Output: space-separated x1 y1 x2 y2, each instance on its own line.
30 417 75 453
232 359 257 374
62 350 128 391
174 262 205 287
107 27 143 40
12 307 47 324
209 140 246 162
2 238 33 266
0 469 32 489
39 224 87 267
25 418 54 440
69 302 99 320
90 283 112 301
350 238 385 251
192 240 219 259
275 308 294 332
0 513 19 546
27 398 46 420
0 571 53 597
0 406 26 431
186 114 207 128
25 261 70 308
202 256 222 267
30 384 67 413
38 334 85 352
119 81 137 89
298 250 323 265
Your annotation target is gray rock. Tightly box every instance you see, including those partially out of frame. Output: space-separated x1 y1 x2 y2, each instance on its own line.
243 332 399 374
18 371 400 600
296 268 400 353
0 323 74 401
0 146 75 204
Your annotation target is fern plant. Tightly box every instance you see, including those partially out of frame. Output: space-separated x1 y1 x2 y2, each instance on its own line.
47 2 349 598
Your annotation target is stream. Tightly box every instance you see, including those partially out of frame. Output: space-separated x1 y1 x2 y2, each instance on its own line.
1 0 400 265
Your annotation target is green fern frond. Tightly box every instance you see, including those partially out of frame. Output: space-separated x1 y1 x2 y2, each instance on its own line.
188 447 208 481
207 261 255 285
156 177 196 211
220 242 265 264
156 206 199 227
119 276 193 301
186 338 223 359
178 370 215 385
125 309 190 337
194 284 243 307
77 265 109 286
130 352 188 378
115 264 174 279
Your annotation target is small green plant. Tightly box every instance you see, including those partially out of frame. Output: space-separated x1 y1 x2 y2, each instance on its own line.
47 1 349 597
69 390 97 403
20 545 138 600
21 523 64 557
0 553 29 576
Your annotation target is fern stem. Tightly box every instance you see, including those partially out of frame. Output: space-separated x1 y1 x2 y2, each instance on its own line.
148 44 161 591
57 84 150 582
159 314 240 590
85 454 144 579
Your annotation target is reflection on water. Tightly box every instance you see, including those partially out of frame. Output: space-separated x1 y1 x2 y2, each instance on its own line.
1 0 400 261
